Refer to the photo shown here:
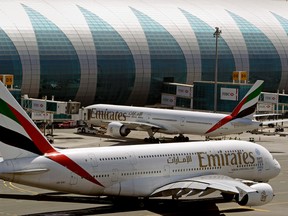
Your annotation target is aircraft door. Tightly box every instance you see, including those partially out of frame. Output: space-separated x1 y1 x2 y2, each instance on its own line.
128 152 137 166
180 117 185 127
106 169 121 196
163 165 170 177
86 154 98 172
70 172 78 185
264 157 270 171
253 156 264 180
111 169 119 182
257 156 264 172
145 113 151 122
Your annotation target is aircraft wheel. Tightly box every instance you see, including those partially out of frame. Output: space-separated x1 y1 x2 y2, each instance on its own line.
144 137 158 143
149 137 157 143
138 200 145 208
173 136 180 142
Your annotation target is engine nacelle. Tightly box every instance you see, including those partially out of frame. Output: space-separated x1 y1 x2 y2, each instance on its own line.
237 183 274 206
106 122 131 138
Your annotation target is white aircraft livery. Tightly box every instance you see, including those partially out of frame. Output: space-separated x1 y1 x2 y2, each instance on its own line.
85 81 264 141
0 81 281 207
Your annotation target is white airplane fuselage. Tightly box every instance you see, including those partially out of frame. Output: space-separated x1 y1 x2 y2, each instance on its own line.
0 141 280 196
86 104 260 137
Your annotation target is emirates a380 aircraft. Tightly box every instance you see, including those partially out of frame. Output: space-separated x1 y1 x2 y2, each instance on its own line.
85 81 263 142
0 81 280 207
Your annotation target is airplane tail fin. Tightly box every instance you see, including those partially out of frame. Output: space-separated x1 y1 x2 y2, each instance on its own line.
205 80 263 135
0 82 56 160
230 80 264 119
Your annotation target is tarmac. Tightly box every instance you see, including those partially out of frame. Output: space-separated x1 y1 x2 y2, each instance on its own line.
0 126 288 216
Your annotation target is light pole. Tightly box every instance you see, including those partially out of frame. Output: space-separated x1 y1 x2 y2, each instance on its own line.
213 27 222 112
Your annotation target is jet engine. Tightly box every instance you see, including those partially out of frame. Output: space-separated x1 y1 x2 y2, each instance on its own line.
107 122 131 138
237 183 274 206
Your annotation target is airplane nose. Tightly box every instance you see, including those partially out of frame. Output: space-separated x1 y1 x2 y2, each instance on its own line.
273 159 281 176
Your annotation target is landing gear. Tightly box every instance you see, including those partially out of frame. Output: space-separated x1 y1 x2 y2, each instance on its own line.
144 136 160 143
144 128 160 143
173 134 189 142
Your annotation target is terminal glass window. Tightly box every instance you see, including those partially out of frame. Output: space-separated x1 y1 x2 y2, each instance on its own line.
23 5 81 101
181 9 235 83
131 8 187 104
228 11 281 92
0 28 22 88
79 6 135 104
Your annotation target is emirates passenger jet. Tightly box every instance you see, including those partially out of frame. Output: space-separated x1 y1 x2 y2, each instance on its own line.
85 81 263 142
0 81 280 207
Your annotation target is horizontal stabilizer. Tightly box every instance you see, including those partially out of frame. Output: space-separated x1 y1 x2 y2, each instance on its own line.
260 119 288 126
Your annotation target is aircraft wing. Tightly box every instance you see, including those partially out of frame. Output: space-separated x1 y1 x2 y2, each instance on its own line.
102 120 164 131
150 174 255 199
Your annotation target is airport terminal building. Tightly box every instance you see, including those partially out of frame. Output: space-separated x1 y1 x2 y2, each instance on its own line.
1 0 288 105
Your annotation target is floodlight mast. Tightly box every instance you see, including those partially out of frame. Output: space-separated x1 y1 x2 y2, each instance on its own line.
213 27 222 112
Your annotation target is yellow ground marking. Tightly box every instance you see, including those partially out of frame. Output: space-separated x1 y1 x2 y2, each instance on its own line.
267 201 288 206
220 206 270 213
6 181 38 195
